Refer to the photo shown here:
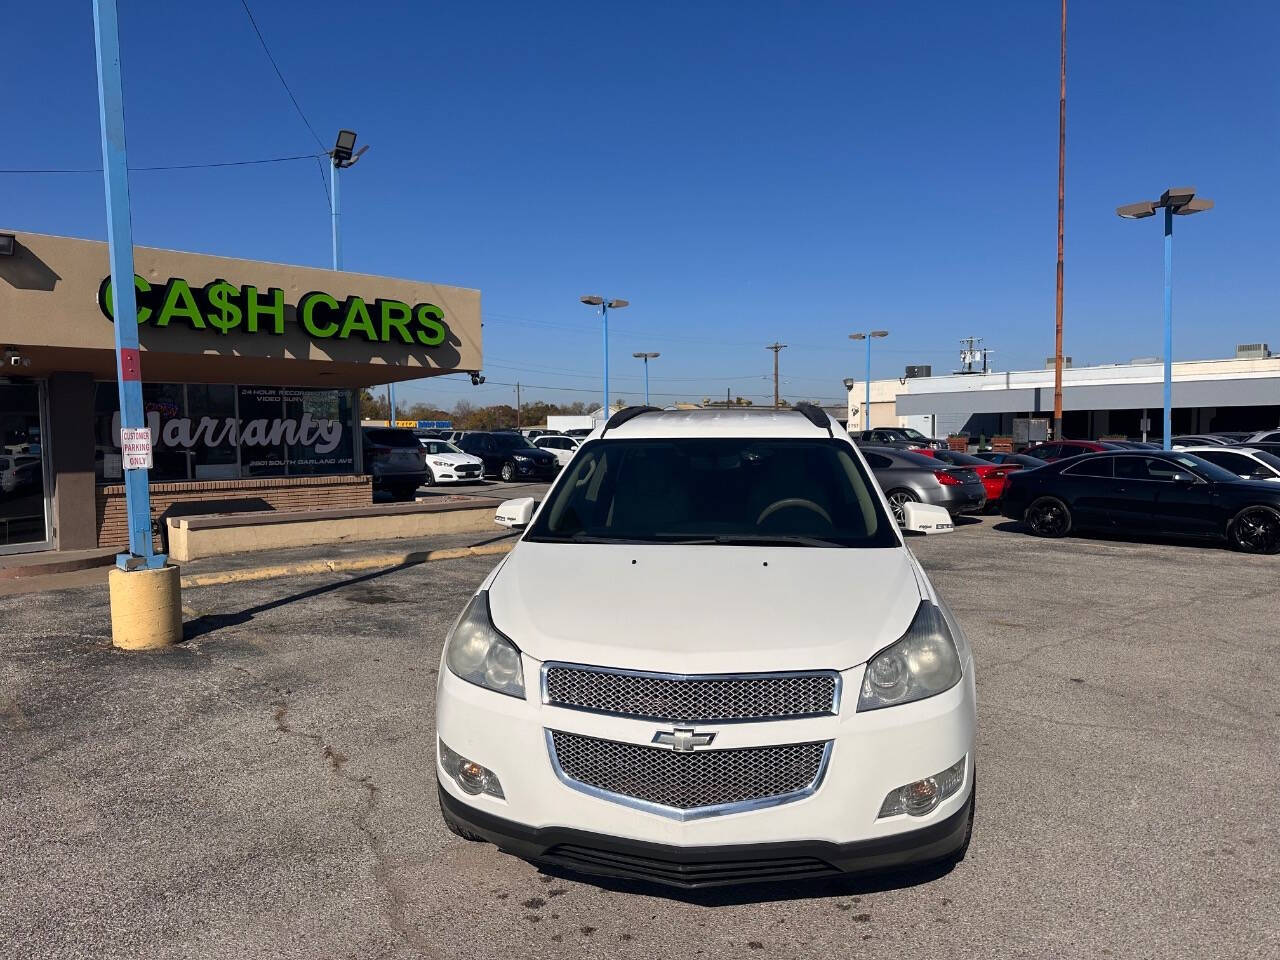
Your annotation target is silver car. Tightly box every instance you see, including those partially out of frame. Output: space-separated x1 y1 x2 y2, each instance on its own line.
860 446 987 523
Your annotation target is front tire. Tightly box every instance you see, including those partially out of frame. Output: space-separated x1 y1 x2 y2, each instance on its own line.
500 462 515 482
1228 505 1280 554
886 488 917 525
1024 496 1072 538
424 467 437 487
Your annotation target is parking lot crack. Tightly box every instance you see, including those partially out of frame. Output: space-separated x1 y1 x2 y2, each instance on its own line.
227 665 434 959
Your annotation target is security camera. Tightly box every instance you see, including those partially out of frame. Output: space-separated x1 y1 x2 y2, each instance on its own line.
4 349 29 368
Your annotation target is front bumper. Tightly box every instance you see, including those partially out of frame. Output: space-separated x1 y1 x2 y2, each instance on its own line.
436 658 976 886
430 465 483 483
439 781 973 888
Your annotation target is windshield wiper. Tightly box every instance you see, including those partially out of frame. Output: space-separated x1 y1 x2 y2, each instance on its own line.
654 534 846 548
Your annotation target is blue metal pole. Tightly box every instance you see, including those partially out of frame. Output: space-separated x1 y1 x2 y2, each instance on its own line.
643 356 650 407
331 161 342 270
1162 205 1173 450
601 302 610 419
92 0 161 570
389 383 396 424
864 336 872 430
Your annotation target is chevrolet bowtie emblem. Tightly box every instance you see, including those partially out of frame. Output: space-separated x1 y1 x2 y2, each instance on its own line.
652 727 717 752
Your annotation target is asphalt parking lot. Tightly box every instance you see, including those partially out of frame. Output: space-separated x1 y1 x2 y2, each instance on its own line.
2 518 1277 959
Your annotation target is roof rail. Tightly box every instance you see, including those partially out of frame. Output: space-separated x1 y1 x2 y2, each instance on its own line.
601 405 661 436
792 402 833 436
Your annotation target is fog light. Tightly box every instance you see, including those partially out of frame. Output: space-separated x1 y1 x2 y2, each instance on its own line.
878 756 965 818
439 739 505 799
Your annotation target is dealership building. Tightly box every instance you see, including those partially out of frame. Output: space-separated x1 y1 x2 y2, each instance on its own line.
0 229 481 555
844 352 1280 440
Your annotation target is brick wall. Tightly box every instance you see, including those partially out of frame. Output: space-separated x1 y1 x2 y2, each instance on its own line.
96 475 373 549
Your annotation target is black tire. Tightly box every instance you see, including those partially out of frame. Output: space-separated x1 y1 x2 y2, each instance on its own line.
500 461 515 482
439 801 485 843
1227 505 1280 554
1024 495 1072 538
886 488 917 525
394 484 420 501
424 467 437 487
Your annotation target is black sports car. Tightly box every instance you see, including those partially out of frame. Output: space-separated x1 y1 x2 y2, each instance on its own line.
1000 450 1280 553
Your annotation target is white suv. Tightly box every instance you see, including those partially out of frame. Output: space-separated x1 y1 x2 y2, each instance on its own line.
435 406 976 887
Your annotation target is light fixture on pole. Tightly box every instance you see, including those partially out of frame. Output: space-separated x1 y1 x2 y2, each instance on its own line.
580 295 629 418
1116 186 1213 450
849 331 889 430
632 352 660 406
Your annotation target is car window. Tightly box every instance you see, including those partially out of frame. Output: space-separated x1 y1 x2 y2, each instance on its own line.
1261 432 1280 443
1027 445 1058 459
1196 451 1250 475
863 451 892 469
526 438 898 548
364 428 419 448
1114 456 1160 481
1062 456 1114 478
1056 444 1086 459
1253 451 1280 475
901 429 928 441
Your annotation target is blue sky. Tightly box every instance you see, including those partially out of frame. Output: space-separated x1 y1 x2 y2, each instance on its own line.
4 1 1277 411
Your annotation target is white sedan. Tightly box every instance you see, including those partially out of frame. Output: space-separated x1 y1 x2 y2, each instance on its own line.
418 439 485 485
1180 446 1280 483
533 434 581 467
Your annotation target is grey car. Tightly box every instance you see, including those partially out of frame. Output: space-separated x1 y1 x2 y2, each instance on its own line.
859 445 987 523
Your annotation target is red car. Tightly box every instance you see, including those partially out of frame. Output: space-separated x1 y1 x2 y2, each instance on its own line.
1020 440 1123 462
913 448 1022 508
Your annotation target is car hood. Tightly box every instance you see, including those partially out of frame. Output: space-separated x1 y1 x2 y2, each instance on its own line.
425 452 481 466
487 542 923 674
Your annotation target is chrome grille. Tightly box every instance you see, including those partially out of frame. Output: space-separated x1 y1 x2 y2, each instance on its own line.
542 665 838 722
548 730 829 816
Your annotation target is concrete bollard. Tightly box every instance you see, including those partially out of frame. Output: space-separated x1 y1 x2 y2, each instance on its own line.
109 564 183 650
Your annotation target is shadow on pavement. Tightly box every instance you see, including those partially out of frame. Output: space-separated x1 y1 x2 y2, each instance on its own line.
180 562 422 643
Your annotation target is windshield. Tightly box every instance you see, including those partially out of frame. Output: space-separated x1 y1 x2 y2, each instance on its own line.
1176 453 1247 483
421 441 463 455
525 437 898 548
490 434 537 452
932 450 988 466
900 428 928 440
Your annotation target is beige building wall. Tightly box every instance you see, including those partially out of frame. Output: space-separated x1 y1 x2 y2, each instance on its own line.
0 230 482 386
845 380 909 430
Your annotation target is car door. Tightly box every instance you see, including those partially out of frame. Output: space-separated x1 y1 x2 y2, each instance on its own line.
1056 456 1116 528
1144 458 1217 537
1106 455 1164 532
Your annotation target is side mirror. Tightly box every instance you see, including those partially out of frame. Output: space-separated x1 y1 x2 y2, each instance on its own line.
900 501 954 534
1172 472 1197 486
495 497 537 529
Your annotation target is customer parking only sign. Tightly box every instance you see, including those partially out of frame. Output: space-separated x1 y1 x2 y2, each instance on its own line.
120 427 153 471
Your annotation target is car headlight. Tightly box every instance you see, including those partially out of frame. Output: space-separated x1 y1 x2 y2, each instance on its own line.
444 591 525 699
857 602 962 711
431 459 451 467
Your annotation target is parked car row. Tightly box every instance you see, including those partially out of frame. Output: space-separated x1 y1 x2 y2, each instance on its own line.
1001 449 1280 553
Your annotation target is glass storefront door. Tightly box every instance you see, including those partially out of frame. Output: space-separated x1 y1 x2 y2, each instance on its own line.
0 383 50 551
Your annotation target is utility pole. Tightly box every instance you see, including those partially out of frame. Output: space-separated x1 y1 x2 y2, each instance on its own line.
1052 0 1067 440
515 382 521 429
93 0 158 571
766 342 788 409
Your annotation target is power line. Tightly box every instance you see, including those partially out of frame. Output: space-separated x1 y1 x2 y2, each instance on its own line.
0 153 326 175
238 0 327 151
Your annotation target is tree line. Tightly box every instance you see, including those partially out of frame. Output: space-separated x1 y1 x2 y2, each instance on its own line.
360 389 598 431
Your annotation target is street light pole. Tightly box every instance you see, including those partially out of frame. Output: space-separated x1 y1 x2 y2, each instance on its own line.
1117 187 1213 450
849 331 889 430
632 352 659 406
1162 204 1174 449
581 296 629 418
